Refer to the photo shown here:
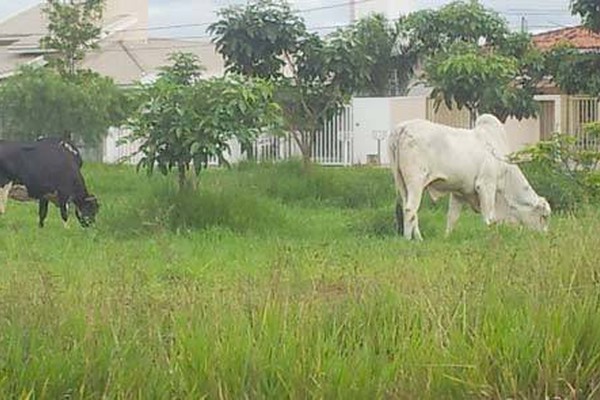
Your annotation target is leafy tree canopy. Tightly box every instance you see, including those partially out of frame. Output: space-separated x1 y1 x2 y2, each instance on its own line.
571 0 600 32
208 0 306 79
415 2 545 124
0 66 127 144
396 0 509 57
545 44 600 97
338 14 417 97
543 0 600 97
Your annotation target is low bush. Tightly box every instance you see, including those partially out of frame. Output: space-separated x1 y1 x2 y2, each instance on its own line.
131 183 290 234
520 162 589 212
235 159 396 209
516 123 600 212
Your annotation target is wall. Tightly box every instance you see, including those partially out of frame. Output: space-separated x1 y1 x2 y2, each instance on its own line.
351 96 428 165
504 117 540 152
352 97 392 165
390 96 427 127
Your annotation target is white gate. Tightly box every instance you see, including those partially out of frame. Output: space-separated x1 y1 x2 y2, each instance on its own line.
312 105 353 165
104 106 355 166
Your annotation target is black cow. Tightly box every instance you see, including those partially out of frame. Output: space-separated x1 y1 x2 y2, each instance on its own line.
0 139 99 227
36 137 84 168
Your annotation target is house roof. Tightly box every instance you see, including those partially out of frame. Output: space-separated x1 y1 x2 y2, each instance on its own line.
83 38 224 85
532 25 600 52
0 2 225 83
0 4 46 38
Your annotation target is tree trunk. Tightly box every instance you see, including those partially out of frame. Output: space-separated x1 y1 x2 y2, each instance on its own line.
177 163 187 191
289 129 313 172
299 131 313 173
301 148 312 171
190 167 199 190
68 55 76 76
468 107 478 129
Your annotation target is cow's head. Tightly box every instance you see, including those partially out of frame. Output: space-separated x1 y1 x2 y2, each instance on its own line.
75 195 99 227
497 165 551 232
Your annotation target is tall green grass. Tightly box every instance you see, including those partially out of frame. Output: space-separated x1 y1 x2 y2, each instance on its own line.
0 161 599 399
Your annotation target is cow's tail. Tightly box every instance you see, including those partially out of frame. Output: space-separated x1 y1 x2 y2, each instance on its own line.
387 125 408 234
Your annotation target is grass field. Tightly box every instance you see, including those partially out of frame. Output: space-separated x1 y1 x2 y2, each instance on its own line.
1 160 600 399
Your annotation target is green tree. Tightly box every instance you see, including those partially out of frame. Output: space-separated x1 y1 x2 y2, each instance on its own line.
543 0 600 97
208 0 306 79
127 52 282 191
545 44 600 97
411 2 544 126
396 0 509 58
341 14 416 97
159 52 205 86
571 0 600 32
209 0 371 166
0 66 127 144
41 0 104 76
426 44 518 126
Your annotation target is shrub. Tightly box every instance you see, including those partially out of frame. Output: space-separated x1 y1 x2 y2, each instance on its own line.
234 159 396 209
520 162 587 212
515 123 600 212
138 184 290 234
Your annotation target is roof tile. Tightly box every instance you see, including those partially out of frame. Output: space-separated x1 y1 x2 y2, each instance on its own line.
532 25 600 51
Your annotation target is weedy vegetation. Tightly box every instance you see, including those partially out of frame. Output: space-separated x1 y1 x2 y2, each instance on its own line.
1 160 600 399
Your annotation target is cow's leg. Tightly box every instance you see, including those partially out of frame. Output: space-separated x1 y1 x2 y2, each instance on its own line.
395 196 404 235
445 194 463 237
475 158 501 228
38 198 49 228
391 166 407 236
0 181 12 215
403 183 424 241
58 195 69 227
476 183 497 226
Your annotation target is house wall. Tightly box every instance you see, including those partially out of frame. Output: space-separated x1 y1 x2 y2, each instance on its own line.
535 94 562 134
389 96 427 127
352 97 392 165
504 117 540 152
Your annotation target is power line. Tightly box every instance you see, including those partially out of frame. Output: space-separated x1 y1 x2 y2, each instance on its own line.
0 0 372 38
297 0 373 14
0 0 581 45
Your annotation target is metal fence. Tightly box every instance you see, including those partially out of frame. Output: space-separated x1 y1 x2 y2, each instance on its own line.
104 105 355 166
566 96 600 149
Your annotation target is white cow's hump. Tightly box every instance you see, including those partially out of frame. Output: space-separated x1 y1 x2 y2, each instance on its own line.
475 114 503 129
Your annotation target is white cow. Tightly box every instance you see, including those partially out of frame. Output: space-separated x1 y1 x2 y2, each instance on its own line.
387 114 551 240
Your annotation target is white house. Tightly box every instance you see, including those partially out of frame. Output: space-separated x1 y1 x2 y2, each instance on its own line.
0 0 224 83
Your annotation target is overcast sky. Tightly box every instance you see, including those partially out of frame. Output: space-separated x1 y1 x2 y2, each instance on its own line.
0 0 581 38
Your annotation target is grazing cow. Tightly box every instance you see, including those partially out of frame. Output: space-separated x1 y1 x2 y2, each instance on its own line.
0 137 84 213
36 137 83 168
0 139 99 227
387 114 551 240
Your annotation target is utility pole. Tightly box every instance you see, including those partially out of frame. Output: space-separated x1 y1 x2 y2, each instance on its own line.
350 0 356 23
521 16 528 33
